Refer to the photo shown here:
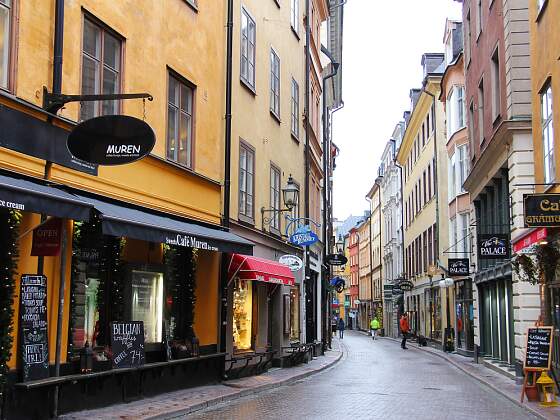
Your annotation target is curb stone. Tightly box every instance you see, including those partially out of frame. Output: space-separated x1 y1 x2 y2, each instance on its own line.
379 336 547 420
150 349 344 420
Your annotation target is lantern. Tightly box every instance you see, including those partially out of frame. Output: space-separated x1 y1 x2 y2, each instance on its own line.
536 371 558 407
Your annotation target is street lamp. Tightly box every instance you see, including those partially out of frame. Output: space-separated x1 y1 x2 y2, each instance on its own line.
439 276 454 352
261 175 300 227
336 234 344 254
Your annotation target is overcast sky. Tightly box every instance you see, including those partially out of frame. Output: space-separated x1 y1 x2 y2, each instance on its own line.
332 0 462 220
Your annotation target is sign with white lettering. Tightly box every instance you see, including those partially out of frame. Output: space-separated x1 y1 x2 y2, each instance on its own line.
289 225 319 247
110 321 145 369
325 253 348 266
164 234 219 251
278 254 304 272
20 274 49 381
524 194 560 227
524 327 553 370
67 115 155 165
448 258 470 276
477 234 509 259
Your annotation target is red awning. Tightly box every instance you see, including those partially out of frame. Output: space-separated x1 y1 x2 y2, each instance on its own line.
228 253 295 286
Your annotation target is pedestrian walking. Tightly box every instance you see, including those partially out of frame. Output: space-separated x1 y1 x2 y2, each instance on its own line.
338 317 345 339
370 317 380 340
400 313 410 349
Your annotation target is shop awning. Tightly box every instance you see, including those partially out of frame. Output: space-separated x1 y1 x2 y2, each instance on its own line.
74 194 253 254
228 253 295 286
0 172 91 220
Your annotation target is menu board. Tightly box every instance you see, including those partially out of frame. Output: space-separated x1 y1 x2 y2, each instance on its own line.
524 327 553 370
20 274 49 381
110 321 145 369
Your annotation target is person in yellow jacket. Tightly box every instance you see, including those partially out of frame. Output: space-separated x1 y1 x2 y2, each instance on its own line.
370 317 380 340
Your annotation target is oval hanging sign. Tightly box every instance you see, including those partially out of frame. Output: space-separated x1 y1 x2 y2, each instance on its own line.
325 253 348 266
398 280 414 292
278 254 304 272
289 225 319 247
67 115 155 165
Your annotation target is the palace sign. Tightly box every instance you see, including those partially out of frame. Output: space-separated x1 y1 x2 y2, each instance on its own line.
448 258 469 276
477 234 509 259
67 115 155 165
523 194 560 227
325 253 348 266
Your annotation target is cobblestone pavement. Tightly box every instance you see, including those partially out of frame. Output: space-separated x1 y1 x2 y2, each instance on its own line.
186 331 539 420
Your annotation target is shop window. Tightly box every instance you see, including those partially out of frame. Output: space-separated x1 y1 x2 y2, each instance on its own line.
0 0 12 90
80 16 122 121
233 278 253 351
290 287 300 341
167 73 195 169
131 270 164 343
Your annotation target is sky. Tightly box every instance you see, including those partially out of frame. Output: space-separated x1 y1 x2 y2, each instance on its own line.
332 0 462 220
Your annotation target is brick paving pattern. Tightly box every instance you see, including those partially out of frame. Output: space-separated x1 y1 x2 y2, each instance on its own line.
187 331 539 420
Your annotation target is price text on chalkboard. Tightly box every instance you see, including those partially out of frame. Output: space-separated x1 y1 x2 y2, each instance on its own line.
524 327 553 370
110 321 145 369
20 274 49 381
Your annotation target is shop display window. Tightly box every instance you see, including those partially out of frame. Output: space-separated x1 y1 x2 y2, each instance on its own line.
131 270 164 343
233 278 253 351
289 287 300 341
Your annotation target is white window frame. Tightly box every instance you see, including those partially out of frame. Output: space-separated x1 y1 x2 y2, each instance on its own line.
457 144 469 193
448 153 456 202
460 213 470 257
0 0 11 90
290 0 299 34
542 84 555 184
270 48 280 118
270 165 281 231
291 78 299 138
240 7 256 90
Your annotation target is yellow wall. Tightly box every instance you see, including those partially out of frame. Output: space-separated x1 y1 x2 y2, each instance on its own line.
530 1 560 192
193 250 219 346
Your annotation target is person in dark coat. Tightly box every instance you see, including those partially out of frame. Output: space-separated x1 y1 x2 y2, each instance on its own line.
338 317 345 339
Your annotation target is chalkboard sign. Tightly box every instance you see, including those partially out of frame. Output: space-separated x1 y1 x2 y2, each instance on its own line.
110 321 145 369
20 274 49 381
524 327 553 370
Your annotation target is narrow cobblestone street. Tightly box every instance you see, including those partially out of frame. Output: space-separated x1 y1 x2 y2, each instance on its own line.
187 331 538 420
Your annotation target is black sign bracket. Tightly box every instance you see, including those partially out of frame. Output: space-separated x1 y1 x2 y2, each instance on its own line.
42 86 153 114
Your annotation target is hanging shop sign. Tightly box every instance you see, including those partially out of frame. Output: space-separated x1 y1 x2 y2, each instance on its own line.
67 115 155 165
513 228 548 254
523 194 560 227
110 321 146 369
289 224 319 247
330 276 346 293
523 327 553 370
325 253 348 266
448 258 470 277
20 274 49 381
391 284 403 295
477 234 509 259
398 280 414 292
31 218 62 256
278 254 304 272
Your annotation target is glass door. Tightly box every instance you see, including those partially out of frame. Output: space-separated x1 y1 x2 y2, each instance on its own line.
131 270 164 344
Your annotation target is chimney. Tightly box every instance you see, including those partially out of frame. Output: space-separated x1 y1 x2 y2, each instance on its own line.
421 53 445 78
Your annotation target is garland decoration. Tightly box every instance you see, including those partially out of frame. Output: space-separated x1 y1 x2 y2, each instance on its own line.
512 243 560 285
0 209 21 399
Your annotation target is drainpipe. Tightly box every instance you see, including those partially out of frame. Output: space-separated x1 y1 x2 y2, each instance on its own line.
53 0 64 95
304 0 311 344
378 179 382 329
219 0 234 365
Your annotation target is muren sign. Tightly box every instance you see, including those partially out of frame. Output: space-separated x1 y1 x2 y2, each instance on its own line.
478 234 509 259
523 194 560 227
67 115 155 165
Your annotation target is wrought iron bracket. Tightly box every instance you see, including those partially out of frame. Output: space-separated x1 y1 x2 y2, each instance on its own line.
42 86 153 114
260 207 293 229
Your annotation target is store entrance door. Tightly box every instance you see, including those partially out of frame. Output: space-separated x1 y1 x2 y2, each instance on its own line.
306 274 317 343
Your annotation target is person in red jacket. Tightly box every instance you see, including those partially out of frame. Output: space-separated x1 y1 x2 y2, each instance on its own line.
400 313 410 350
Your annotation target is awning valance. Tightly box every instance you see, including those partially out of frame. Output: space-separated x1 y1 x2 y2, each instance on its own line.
74 194 253 254
228 253 295 286
0 172 91 220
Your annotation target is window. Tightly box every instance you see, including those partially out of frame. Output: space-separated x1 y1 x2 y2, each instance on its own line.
428 163 432 199
0 0 12 90
423 231 428 273
291 78 299 138
131 270 164 343
491 47 500 121
423 170 427 205
167 74 194 168
428 226 433 265
537 0 546 12
542 84 555 184
233 278 253 351
291 0 299 33
270 165 281 231
448 153 456 201
476 0 482 37
450 217 458 256
457 144 469 192
469 101 475 153
270 49 280 118
447 86 466 138
240 8 256 89
460 213 470 256
478 78 485 144
81 17 122 120
465 10 471 65
458 86 465 128
239 143 255 221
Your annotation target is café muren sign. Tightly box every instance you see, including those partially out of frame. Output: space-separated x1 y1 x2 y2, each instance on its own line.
523 193 560 227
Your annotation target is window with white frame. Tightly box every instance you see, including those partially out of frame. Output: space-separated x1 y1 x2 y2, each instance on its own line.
270 49 280 118
239 142 255 221
457 144 469 192
167 74 195 168
291 0 299 33
240 8 256 89
460 213 470 256
450 216 458 255
270 165 281 231
542 84 555 184
291 78 299 138
491 47 500 121
476 0 482 37
446 86 465 139
537 0 546 12
448 153 456 202
0 0 11 90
